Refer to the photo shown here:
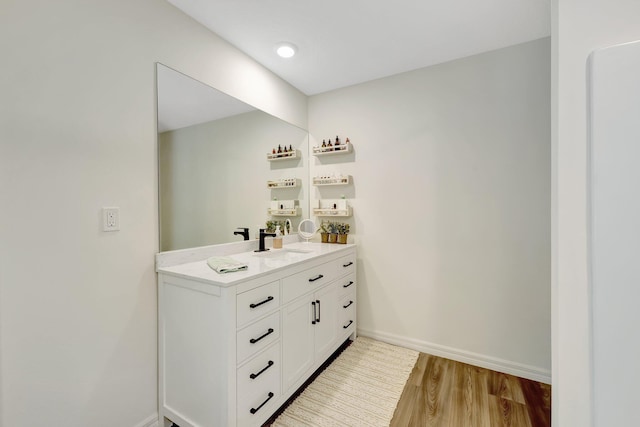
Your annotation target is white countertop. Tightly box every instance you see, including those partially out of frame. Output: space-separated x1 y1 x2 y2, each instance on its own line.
157 242 355 287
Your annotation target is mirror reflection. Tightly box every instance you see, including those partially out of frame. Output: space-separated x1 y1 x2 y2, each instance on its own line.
157 64 309 251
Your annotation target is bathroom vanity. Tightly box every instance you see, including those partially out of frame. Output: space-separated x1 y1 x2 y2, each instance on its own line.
156 242 356 427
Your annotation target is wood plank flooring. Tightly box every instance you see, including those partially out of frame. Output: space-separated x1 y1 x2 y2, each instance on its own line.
390 353 551 427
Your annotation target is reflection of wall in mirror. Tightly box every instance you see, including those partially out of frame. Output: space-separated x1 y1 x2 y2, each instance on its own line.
159 110 308 251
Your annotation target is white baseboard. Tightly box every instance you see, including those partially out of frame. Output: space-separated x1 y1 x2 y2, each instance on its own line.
357 328 551 384
134 413 159 427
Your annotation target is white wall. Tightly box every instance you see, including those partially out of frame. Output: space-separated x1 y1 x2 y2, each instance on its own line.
553 1 640 425
0 1 305 426
159 110 308 251
309 38 551 380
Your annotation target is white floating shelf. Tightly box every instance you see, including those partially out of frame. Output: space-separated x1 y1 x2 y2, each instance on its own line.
313 207 352 217
267 149 299 161
312 142 352 156
267 178 301 189
268 207 301 217
313 175 351 186
313 199 352 217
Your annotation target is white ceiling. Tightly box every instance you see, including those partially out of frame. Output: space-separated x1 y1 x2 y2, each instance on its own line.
167 0 551 95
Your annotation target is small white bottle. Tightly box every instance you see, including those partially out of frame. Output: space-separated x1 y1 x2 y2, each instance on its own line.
273 225 283 249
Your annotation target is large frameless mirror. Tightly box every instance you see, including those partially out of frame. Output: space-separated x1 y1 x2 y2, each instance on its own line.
157 64 309 251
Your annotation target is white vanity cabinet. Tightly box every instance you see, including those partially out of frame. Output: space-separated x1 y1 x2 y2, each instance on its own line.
157 244 356 427
281 254 356 394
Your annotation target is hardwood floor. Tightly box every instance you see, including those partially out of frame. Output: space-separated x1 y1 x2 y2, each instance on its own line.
390 353 551 427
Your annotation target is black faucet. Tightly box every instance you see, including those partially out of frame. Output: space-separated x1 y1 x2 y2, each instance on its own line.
255 228 276 252
234 227 250 241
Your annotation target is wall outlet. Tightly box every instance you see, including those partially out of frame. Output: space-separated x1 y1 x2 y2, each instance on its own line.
102 207 120 232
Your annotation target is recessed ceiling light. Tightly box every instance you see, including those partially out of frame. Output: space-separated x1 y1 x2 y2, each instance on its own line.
276 42 297 58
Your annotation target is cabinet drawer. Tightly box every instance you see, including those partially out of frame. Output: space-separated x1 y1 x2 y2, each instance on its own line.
237 280 280 328
237 311 280 364
339 292 356 332
237 343 281 402
282 261 338 304
237 344 281 427
337 253 356 277
338 274 356 295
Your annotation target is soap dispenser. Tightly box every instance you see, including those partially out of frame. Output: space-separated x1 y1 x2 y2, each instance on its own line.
273 225 283 249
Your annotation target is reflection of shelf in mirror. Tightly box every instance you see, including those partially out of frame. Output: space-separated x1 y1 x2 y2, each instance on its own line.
267 178 300 189
267 150 299 161
268 207 301 217
313 207 352 217
312 142 352 156
313 175 351 186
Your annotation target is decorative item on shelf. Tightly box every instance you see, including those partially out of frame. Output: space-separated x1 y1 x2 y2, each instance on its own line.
267 146 299 161
312 136 352 156
313 198 352 217
267 178 300 188
312 173 351 186
268 199 301 216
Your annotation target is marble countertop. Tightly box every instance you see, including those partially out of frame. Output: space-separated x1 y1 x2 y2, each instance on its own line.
157 242 355 287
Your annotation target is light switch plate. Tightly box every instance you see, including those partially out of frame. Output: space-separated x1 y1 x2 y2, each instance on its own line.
102 207 120 231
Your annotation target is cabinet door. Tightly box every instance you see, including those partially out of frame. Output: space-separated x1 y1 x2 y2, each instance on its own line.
313 281 341 358
282 296 315 393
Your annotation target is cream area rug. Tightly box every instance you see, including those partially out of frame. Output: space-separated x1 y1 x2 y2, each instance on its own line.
272 337 419 427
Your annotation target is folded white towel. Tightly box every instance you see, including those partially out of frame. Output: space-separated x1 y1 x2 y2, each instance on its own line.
206 256 248 274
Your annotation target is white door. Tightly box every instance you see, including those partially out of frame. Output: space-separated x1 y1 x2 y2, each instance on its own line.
589 39 640 427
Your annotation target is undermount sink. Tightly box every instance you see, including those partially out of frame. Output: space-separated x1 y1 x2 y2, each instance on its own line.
281 247 314 254
253 247 314 258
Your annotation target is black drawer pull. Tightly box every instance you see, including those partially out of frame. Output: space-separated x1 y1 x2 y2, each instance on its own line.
249 296 274 309
316 299 321 323
250 392 274 414
343 261 354 267
309 274 324 282
343 320 353 329
343 281 354 288
249 360 274 379
311 301 316 325
250 328 274 344
343 300 353 309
